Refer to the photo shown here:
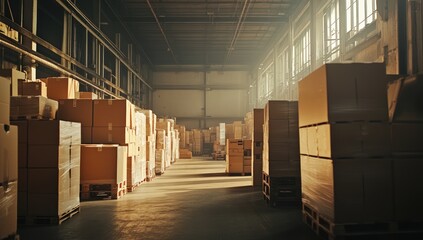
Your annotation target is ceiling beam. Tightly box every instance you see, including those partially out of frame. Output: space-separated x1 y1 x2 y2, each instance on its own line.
123 16 288 24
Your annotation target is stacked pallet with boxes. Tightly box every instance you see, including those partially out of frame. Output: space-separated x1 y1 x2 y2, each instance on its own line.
176 125 192 159
132 111 147 188
155 129 166 175
192 129 203 155
251 109 264 187
140 109 157 179
389 74 423 232
262 101 300 206
226 139 243 174
0 76 18 239
9 76 83 225
299 63 399 239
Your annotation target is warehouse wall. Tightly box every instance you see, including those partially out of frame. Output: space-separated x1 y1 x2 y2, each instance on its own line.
152 69 249 129
249 0 405 109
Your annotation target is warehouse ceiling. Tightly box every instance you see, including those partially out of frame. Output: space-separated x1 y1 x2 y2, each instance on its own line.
118 0 296 67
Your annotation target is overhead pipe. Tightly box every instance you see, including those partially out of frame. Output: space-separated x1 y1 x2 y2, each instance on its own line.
225 0 252 62
146 0 178 64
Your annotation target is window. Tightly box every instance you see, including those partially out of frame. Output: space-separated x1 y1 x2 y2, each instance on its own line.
277 47 291 100
259 63 274 100
323 1 340 62
346 0 377 37
292 28 311 78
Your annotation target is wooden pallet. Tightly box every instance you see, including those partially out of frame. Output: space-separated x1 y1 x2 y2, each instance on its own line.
80 181 126 200
18 205 80 225
262 172 301 207
127 181 142 192
302 202 423 240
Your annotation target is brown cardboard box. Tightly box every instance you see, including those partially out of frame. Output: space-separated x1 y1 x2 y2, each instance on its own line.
264 101 291 120
264 160 300 177
80 144 127 184
28 145 70 168
243 165 251 173
243 139 252 149
0 124 18 182
19 81 47 97
227 139 243 148
299 127 308 155
10 96 58 119
18 168 27 192
391 123 423 153
76 92 98 99
93 99 132 128
81 126 92 144
92 126 131 145
316 123 390 158
0 76 10 124
28 120 81 145
0 69 25 97
298 63 388 127
58 99 93 127
228 161 243 173
41 77 79 100
393 157 423 221
18 143 27 168
301 156 393 223
0 181 17 239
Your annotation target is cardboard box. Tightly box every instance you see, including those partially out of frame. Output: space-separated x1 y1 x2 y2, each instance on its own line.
228 162 243 173
10 96 58 119
301 156 394 223
18 168 27 192
127 156 142 187
391 123 423 153
28 120 81 145
0 68 25 97
19 81 47 97
243 140 252 149
10 120 27 143
76 91 98 99
82 126 92 144
243 165 251 173
41 77 79 100
92 126 131 145
0 181 17 239
316 123 390 158
393 157 423 221
0 124 18 182
264 101 298 121
227 139 243 148
93 99 132 128
18 143 27 168
298 63 388 127
80 144 127 184
0 76 10 125
28 145 70 168
58 99 93 127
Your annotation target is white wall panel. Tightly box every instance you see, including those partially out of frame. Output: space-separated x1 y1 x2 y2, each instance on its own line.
206 90 248 118
153 72 203 85
206 71 249 86
153 90 203 117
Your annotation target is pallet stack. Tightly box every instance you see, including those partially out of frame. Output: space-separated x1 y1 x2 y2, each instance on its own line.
262 100 300 206
299 63 397 239
155 129 166 174
0 76 18 239
251 109 264 187
389 74 423 230
140 109 156 181
226 139 244 174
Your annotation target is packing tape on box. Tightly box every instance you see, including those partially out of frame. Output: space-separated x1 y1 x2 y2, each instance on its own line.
73 100 77 108
108 123 113 130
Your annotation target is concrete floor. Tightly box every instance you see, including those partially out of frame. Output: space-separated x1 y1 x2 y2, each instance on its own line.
18 157 320 240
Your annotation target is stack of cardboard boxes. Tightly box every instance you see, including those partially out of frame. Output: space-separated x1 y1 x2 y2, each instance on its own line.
262 100 300 205
0 76 18 239
192 129 203 155
130 111 146 190
140 109 156 181
226 139 243 174
155 129 166 174
251 109 264 187
243 140 252 174
389 74 423 224
299 63 394 237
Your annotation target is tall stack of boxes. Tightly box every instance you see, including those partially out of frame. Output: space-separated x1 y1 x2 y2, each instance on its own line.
192 129 203 155
0 76 18 238
233 121 243 139
243 140 252 174
226 139 244 174
155 129 166 174
26 120 81 221
251 109 264 187
299 63 394 237
389 74 423 224
262 100 300 205
157 118 172 167
129 111 146 190
140 109 156 181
